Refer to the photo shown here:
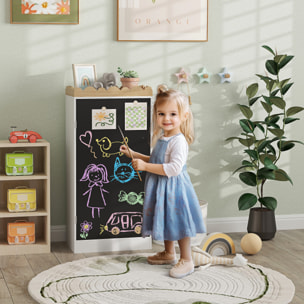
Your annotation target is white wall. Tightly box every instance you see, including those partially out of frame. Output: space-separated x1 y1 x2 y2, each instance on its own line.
0 0 303 228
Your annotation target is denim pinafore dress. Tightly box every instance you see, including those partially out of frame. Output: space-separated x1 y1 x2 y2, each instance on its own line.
142 134 206 241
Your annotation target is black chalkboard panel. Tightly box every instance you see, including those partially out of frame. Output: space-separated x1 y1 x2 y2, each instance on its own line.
76 97 151 241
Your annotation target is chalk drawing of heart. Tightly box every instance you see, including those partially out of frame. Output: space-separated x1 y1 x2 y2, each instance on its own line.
79 131 92 148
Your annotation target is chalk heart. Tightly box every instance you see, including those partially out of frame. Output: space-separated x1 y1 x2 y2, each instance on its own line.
79 131 92 148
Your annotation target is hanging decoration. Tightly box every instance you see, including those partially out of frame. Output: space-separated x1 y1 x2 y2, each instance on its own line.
174 68 192 104
196 67 211 84
218 67 232 83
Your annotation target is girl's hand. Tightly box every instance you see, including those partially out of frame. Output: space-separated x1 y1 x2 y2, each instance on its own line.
132 159 146 172
120 145 133 158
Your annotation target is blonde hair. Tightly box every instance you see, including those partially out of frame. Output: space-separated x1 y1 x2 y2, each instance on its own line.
152 85 194 146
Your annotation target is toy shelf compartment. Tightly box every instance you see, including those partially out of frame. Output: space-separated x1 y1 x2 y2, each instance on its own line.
0 140 48 178
0 179 48 216
0 216 49 255
0 140 50 255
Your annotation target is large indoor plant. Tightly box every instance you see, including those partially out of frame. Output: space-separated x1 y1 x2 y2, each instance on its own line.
226 45 303 240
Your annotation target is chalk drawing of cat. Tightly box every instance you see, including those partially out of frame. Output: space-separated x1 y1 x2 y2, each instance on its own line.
112 157 139 183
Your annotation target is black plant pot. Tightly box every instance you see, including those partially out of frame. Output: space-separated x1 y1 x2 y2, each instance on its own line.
247 207 276 241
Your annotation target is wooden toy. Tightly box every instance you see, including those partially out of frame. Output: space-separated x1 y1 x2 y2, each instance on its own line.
241 233 262 255
9 127 42 143
200 232 236 256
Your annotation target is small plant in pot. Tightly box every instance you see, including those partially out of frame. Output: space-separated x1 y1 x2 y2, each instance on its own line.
226 45 304 240
117 67 139 89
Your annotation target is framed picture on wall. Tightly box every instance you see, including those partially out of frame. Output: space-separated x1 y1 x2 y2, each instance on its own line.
10 0 79 24
73 64 97 89
117 0 208 42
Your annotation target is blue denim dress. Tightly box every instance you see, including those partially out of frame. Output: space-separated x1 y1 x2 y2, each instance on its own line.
142 134 206 241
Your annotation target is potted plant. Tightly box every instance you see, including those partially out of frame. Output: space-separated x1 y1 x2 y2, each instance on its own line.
117 67 139 89
226 45 303 240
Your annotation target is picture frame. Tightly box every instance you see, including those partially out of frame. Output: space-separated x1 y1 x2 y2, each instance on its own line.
10 0 79 24
117 0 208 42
73 64 97 90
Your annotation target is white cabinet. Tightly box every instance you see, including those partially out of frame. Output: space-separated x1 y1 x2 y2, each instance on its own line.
0 140 50 255
66 86 152 253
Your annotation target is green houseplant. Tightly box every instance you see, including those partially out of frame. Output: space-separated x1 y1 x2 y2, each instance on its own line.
117 67 139 88
226 45 303 240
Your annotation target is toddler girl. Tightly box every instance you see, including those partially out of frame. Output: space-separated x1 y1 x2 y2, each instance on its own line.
120 85 206 278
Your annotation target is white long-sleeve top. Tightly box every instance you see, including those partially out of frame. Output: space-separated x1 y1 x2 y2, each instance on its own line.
161 134 189 178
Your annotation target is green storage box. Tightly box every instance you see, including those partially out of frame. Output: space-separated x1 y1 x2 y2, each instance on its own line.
5 152 34 175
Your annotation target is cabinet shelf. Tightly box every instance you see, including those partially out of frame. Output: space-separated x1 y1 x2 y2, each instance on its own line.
0 209 48 218
0 140 50 255
0 240 50 255
0 173 48 181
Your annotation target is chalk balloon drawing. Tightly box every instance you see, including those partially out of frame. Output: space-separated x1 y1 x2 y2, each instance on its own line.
80 164 109 218
79 131 97 159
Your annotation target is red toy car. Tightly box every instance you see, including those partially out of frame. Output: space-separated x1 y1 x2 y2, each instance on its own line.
9 129 42 143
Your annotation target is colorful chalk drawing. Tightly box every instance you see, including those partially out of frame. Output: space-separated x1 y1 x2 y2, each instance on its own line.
125 102 148 131
80 164 109 218
118 190 144 205
112 157 140 183
100 212 143 236
96 136 127 158
79 220 93 239
92 109 116 130
79 131 97 159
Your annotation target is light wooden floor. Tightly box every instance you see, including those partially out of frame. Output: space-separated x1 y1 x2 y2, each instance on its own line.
0 229 303 304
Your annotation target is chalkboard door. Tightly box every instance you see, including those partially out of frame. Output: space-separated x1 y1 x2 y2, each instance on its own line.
66 95 152 253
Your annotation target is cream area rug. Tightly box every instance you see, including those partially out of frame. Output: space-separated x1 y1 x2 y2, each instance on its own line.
28 254 295 304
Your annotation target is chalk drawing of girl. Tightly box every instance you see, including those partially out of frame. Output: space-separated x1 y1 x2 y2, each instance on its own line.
80 164 109 218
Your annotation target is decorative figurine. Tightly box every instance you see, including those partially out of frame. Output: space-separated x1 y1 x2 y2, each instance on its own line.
9 126 42 143
218 67 232 83
196 67 211 84
174 68 192 104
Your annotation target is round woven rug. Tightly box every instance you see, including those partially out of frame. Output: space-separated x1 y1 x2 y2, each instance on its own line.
28 254 294 304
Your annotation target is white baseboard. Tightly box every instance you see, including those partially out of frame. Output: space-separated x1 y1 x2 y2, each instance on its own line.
207 213 304 233
51 225 67 242
51 214 304 243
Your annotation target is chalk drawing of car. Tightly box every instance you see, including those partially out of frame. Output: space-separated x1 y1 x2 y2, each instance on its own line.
100 211 143 236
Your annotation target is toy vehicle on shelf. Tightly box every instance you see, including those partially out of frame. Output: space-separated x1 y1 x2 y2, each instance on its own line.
9 127 42 143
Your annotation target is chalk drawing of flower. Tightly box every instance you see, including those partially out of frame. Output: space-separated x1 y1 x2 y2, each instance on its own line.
56 0 70 15
80 220 93 239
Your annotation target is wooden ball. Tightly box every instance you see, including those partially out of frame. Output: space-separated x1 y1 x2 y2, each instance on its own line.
241 233 262 255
